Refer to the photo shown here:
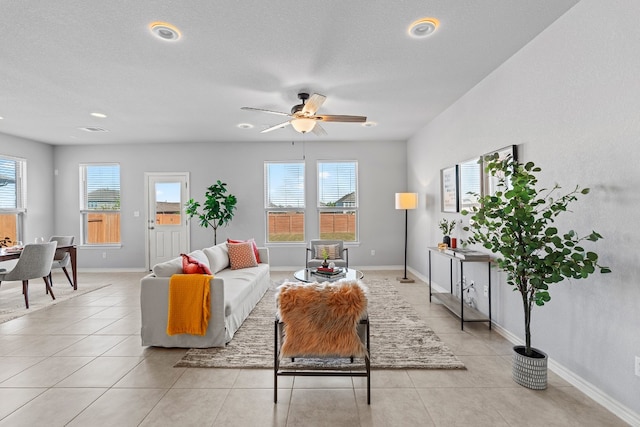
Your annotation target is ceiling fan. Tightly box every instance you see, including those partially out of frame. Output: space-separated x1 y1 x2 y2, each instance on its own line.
241 93 367 135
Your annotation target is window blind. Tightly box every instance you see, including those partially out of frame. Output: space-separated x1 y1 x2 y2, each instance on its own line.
81 164 120 210
318 161 357 207
264 162 305 208
0 156 26 211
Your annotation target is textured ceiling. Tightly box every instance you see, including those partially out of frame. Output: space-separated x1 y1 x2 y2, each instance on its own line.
0 1 578 145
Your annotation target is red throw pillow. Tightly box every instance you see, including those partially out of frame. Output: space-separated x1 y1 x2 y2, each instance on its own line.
227 238 261 263
180 254 212 275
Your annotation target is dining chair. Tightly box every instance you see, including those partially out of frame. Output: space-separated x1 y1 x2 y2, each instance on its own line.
0 242 58 309
48 236 75 287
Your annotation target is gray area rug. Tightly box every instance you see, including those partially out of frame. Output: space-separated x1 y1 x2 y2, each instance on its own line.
175 278 465 370
0 278 112 324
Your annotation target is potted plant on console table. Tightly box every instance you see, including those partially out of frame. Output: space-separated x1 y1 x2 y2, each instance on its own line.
462 154 610 390
185 180 237 245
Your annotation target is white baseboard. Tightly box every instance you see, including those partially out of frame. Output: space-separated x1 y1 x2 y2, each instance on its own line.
408 266 639 425
77 268 148 273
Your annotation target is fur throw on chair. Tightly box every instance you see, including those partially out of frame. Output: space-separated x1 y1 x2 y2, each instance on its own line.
276 280 368 358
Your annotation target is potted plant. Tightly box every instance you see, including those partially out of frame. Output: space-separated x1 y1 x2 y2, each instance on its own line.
185 180 237 245
438 218 458 247
321 248 329 268
0 236 12 248
462 154 610 389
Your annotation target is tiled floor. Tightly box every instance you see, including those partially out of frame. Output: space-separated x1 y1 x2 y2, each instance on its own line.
0 270 628 426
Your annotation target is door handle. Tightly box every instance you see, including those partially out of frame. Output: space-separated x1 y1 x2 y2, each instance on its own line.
149 227 155 230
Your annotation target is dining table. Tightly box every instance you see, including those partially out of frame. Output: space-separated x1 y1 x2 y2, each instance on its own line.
0 244 78 290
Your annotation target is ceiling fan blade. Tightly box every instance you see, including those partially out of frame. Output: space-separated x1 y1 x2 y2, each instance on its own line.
302 93 326 115
241 107 291 117
312 123 327 136
316 114 367 123
260 121 291 133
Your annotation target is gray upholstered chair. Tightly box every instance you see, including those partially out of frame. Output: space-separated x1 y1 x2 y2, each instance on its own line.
274 280 370 404
0 241 58 309
306 239 349 269
48 236 75 287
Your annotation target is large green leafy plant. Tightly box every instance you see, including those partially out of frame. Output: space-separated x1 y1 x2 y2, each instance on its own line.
185 180 237 245
462 154 610 357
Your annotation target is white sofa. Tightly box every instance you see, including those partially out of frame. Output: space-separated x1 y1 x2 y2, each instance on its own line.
140 242 270 348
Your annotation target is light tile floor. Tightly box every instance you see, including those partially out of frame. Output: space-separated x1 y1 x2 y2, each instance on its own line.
0 271 628 426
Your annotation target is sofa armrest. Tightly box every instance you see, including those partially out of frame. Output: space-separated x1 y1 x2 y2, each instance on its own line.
140 273 227 348
258 247 269 264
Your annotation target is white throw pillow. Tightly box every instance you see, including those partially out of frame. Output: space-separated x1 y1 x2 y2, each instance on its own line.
152 249 210 277
203 243 230 274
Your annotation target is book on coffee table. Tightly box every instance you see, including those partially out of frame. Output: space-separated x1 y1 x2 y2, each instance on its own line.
312 267 346 278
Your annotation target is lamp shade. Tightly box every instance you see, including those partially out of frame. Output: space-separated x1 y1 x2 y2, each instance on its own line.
290 118 316 133
395 192 418 210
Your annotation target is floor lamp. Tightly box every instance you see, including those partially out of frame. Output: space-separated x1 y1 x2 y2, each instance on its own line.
395 192 418 283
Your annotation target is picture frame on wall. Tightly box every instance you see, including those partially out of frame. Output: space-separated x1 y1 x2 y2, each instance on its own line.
440 165 459 212
483 145 518 196
458 157 482 211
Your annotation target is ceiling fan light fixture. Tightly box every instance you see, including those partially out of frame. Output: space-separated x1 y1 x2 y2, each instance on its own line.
408 17 439 38
150 22 181 41
290 118 316 133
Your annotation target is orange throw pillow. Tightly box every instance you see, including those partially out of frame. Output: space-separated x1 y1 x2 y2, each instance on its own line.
227 238 261 263
181 254 212 275
227 241 258 270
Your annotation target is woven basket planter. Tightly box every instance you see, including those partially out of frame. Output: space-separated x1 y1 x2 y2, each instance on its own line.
512 345 548 390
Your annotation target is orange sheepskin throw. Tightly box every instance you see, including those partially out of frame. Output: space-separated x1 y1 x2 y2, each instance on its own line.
276 280 368 358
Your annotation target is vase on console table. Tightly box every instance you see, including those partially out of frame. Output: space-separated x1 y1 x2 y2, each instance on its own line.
442 235 451 247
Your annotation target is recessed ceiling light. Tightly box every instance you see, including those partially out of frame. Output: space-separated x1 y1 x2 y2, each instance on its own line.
408 17 440 38
150 22 181 41
237 123 254 129
90 112 107 118
362 121 377 128
0 116 4 120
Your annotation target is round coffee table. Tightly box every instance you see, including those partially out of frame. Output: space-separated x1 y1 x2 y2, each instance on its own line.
293 267 364 283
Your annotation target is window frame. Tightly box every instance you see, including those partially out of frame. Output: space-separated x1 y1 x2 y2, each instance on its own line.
317 160 359 243
264 161 306 244
79 163 121 246
0 155 27 244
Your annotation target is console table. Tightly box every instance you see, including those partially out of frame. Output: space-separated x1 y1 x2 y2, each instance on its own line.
427 247 492 330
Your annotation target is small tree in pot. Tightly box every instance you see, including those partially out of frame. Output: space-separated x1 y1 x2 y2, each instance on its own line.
185 180 237 245
462 154 610 389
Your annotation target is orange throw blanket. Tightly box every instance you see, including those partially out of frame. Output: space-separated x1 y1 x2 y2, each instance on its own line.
167 274 212 336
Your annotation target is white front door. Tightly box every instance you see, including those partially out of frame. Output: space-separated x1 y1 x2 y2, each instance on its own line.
145 173 189 270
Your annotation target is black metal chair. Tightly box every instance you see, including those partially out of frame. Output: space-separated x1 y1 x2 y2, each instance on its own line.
274 280 370 404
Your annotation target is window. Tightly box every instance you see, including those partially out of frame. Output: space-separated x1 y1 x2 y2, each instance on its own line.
80 163 120 245
318 161 358 241
264 162 305 243
0 155 26 245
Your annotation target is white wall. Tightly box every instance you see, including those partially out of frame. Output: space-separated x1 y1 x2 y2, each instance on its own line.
52 139 407 269
0 135 54 243
407 0 640 417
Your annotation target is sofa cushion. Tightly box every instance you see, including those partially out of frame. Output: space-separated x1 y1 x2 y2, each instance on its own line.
227 238 261 263
227 241 258 270
181 253 212 275
153 250 209 277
